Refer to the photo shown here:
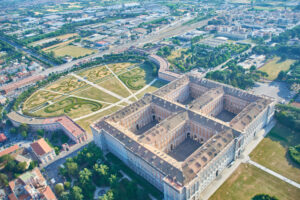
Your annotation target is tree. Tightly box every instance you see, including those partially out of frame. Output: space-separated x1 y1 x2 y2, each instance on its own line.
10 127 17 135
65 162 78 177
60 192 70 200
17 162 28 172
0 173 8 188
21 130 27 138
70 186 84 200
64 181 71 189
94 164 109 185
99 190 114 200
37 129 45 137
252 194 279 200
109 174 118 189
55 183 64 196
79 168 92 186
250 65 256 72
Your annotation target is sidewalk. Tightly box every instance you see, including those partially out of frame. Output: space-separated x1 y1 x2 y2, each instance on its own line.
200 120 276 200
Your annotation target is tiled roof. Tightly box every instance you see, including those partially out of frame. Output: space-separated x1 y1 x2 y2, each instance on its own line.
30 138 53 156
0 144 19 157
42 186 57 200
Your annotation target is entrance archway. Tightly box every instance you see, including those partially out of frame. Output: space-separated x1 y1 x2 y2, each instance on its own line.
153 115 155 121
136 124 139 130
187 132 190 138
216 170 219 177
171 144 173 151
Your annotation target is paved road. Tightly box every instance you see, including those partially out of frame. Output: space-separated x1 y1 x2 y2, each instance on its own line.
247 159 300 189
0 36 57 66
35 17 211 77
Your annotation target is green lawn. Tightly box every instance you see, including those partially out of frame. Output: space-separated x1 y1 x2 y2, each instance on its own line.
210 163 300 200
250 123 300 183
50 45 97 58
98 76 130 98
119 64 156 92
76 106 121 134
136 79 168 99
33 97 105 119
74 86 119 103
259 56 295 80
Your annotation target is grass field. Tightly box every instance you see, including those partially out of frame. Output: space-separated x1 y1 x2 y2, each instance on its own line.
23 90 60 111
77 65 111 83
98 76 131 98
250 123 300 183
259 56 295 80
76 106 120 134
119 64 156 92
22 62 166 134
34 97 105 118
49 45 97 58
210 163 300 200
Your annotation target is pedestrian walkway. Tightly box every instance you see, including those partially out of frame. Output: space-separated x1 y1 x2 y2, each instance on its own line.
73 78 157 121
105 64 138 101
70 73 132 104
247 159 300 189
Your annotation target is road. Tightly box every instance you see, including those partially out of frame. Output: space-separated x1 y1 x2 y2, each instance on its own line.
36 17 212 77
0 36 57 66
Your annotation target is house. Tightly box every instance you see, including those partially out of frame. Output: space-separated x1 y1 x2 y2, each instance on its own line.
0 144 19 157
7 168 57 200
0 133 7 143
30 138 56 165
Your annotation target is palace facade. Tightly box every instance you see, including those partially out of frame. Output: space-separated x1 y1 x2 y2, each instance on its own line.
92 73 275 200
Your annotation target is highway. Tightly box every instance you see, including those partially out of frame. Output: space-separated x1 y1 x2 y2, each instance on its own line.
37 17 212 76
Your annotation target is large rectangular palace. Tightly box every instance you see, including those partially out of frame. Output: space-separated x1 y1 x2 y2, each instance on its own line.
91 73 275 200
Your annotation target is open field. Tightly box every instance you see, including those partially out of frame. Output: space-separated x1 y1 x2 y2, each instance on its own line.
22 62 166 134
30 33 78 47
49 45 97 58
167 48 188 60
76 106 120 134
23 90 61 111
77 65 111 83
210 163 300 200
45 76 87 93
74 86 119 103
98 76 131 98
259 56 295 80
136 79 168 99
107 62 133 74
34 97 105 118
119 64 156 92
250 124 300 183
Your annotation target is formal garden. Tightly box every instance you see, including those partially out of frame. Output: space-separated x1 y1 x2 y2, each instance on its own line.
55 143 163 200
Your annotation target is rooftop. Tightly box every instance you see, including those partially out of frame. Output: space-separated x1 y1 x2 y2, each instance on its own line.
30 138 53 156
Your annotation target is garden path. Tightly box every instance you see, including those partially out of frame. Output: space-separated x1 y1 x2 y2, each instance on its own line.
70 73 132 104
105 64 138 100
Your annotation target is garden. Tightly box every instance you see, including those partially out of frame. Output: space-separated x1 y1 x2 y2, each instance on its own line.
55 143 163 200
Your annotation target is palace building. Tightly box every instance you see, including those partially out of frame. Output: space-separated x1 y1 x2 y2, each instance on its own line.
91 73 275 200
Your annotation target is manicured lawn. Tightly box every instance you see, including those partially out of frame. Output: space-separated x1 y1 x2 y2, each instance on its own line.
77 65 111 83
74 86 119 103
45 76 87 93
50 45 97 58
259 56 295 80
98 76 130 98
106 62 133 73
136 79 168 99
23 90 61 111
250 123 300 183
210 163 300 200
76 106 121 134
119 64 156 92
34 97 105 118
